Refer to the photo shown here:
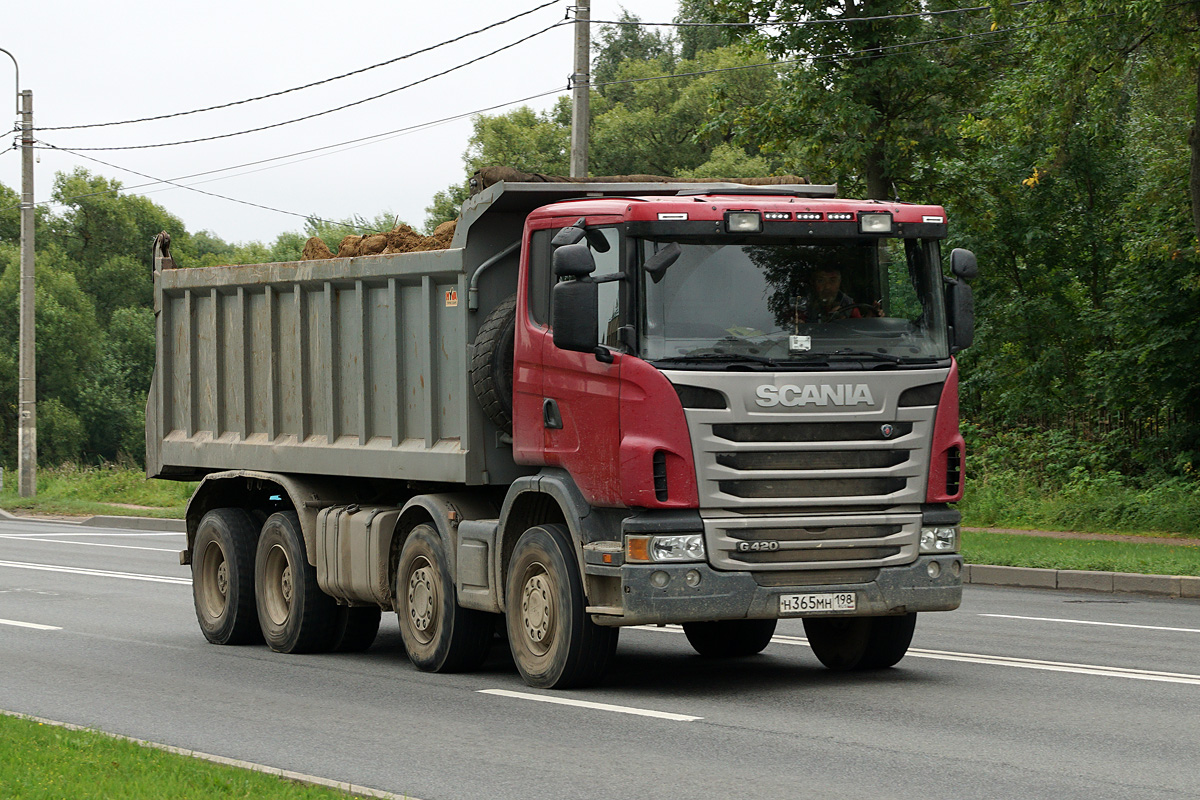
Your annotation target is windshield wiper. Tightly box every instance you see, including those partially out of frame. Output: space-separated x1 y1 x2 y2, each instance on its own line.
654 352 779 367
825 349 939 365
826 349 904 364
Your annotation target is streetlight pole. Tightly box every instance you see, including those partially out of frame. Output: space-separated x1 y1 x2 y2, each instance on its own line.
569 0 590 178
1 47 35 497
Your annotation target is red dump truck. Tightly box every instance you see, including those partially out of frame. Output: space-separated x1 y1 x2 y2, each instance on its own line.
147 178 977 688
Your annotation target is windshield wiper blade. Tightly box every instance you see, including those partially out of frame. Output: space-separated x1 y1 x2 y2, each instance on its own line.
655 352 779 367
827 349 904 363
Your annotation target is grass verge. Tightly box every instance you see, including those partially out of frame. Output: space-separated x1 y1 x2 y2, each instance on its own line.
0 463 192 519
961 530 1200 576
0 713 365 799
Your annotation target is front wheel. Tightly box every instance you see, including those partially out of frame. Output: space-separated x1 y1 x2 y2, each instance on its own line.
683 619 777 658
505 524 618 689
803 613 917 671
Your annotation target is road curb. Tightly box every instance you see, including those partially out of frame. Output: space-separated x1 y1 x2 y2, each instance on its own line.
0 509 183 531
965 564 1200 599
1 710 420 800
84 515 185 532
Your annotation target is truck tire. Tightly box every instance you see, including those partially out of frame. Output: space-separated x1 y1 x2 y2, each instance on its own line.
254 511 338 654
803 613 917 671
332 606 382 653
505 524 618 689
192 508 262 645
396 524 493 672
470 293 517 435
683 619 777 658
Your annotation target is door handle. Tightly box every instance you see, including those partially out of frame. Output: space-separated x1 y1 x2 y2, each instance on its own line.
542 398 563 430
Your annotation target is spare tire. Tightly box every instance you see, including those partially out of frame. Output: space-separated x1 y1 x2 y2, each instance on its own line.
471 294 517 435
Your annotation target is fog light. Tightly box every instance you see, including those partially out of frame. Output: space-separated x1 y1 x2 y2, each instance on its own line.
951 560 961 577
927 560 942 579
650 571 670 588
685 569 702 587
920 526 959 553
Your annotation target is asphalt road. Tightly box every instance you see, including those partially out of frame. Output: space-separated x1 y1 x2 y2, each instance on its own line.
2 517 1198 800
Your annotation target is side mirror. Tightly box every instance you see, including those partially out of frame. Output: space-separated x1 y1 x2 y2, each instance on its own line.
946 279 975 353
552 242 596 278
950 248 978 279
552 279 598 353
552 225 586 247
644 242 682 284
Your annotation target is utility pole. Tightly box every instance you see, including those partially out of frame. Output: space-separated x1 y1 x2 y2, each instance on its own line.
17 88 35 496
569 0 590 178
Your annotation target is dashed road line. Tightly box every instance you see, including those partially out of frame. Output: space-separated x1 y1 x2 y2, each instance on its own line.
0 560 189 585
478 688 702 721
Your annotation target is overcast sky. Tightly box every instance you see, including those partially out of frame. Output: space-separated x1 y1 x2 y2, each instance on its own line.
1 0 680 244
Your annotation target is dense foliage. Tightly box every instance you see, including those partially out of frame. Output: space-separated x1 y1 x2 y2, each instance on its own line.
2 1 1198 498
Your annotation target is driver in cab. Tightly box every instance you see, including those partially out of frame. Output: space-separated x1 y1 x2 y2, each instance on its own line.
801 266 883 322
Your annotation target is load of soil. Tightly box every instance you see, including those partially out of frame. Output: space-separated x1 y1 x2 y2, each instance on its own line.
302 220 456 261
469 166 809 194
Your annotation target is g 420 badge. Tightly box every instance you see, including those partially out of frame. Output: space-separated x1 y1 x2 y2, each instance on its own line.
736 540 780 552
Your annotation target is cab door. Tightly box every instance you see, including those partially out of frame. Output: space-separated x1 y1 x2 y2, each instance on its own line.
539 223 626 506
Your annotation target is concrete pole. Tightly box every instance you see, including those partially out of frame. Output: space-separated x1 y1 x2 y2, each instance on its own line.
18 88 35 497
569 0 590 178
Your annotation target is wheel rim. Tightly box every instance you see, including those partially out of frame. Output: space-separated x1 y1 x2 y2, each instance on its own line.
406 557 438 645
198 540 228 620
262 543 293 627
519 562 554 657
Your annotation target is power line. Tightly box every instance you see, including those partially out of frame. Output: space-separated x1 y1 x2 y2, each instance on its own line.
586 1 1043 27
48 20 568 151
3 85 566 217
34 0 564 132
36 139 380 232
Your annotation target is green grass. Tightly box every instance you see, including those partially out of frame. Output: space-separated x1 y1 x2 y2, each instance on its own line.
959 470 1200 537
961 530 1200 576
0 714 362 799
0 463 193 519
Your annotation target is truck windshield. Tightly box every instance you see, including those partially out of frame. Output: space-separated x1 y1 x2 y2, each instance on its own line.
638 237 948 365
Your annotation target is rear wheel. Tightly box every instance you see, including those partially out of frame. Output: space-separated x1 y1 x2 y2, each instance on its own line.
332 606 382 652
803 613 917 671
505 524 618 689
683 619 777 658
192 508 261 645
396 524 493 672
255 511 338 653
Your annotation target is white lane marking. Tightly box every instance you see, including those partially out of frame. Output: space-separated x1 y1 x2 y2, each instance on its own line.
0 531 182 538
0 618 62 631
478 689 702 721
0 535 178 553
979 613 1200 635
632 625 1200 687
0 560 190 585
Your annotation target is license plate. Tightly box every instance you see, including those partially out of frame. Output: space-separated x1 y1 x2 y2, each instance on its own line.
778 592 857 615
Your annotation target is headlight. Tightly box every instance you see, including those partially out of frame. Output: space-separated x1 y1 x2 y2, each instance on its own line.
920 526 959 553
626 534 706 563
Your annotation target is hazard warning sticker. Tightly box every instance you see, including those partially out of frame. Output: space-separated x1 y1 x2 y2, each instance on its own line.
445 289 459 307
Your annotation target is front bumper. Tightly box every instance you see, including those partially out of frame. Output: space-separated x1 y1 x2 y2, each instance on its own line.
590 555 962 627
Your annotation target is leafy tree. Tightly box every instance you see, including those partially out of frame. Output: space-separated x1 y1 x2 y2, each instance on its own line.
592 10 677 94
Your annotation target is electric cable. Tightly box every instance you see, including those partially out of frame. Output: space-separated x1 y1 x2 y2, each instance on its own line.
3 85 566 216
47 20 567 151
585 1 1041 27
34 0 564 132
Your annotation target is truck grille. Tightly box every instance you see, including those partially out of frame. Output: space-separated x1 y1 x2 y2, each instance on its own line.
666 368 948 572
